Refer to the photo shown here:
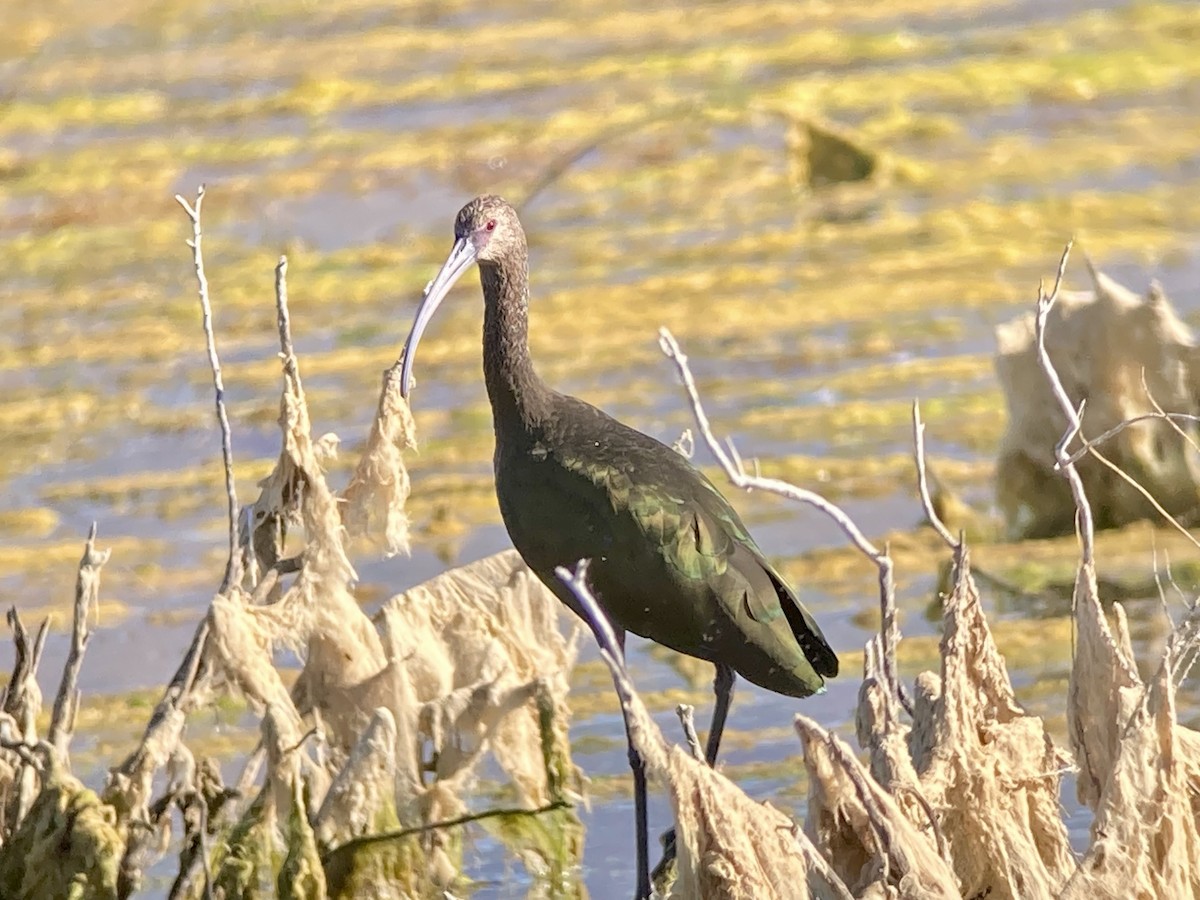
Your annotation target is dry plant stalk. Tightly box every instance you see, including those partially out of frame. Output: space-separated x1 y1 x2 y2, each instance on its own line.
1030 248 1200 897
0 609 49 829
1061 650 1200 898
797 713 959 899
105 186 227 844
0 527 120 896
48 523 111 762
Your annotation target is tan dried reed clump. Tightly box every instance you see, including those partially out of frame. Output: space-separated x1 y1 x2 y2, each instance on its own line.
0 209 584 899
341 362 416 558
845 544 1074 900
1061 554 1200 897
190 288 583 895
642 532 1200 900
996 263 1200 539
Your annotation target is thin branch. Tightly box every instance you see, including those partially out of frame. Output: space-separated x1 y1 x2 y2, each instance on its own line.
893 782 950 865
176 185 241 593
0 738 45 770
1082 441 1200 554
1033 242 1092 564
1141 368 1200 461
911 401 958 550
675 704 705 763
556 559 627 672
48 522 110 759
322 799 571 865
2 607 49 719
1061 411 1200 466
283 724 325 756
658 328 910 714
106 618 211 805
805 724 891 887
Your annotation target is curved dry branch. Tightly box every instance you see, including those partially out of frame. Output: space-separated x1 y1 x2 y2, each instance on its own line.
658 327 909 714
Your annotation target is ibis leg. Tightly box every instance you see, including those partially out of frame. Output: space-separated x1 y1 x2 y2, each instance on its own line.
615 630 652 900
704 663 736 766
628 744 651 900
651 663 738 887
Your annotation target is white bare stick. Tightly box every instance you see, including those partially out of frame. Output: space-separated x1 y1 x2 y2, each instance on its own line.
1083 441 1200 555
1033 242 1094 565
1061 410 1200 466
658 328 910 714
556 560 626 676
1141 367 1200 460
175 185 241 593
676 704 705 762
48 523 110 760
911 401 958 550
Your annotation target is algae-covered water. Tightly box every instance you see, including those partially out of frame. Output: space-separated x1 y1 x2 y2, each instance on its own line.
3 0 1200 894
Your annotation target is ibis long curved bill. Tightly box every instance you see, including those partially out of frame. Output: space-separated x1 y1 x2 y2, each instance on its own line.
400 236 477 400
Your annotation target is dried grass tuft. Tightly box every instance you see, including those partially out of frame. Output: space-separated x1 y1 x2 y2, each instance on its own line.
341 361 416 557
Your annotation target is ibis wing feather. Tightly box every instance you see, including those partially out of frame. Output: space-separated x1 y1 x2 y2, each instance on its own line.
532 396 837 689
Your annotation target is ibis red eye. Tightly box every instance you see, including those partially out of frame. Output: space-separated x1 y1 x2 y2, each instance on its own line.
485 220 496 232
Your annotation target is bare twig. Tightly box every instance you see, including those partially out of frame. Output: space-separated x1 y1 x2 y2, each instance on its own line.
806 723 891 887
2 608 50 825
676 704 705 763
658 328 910 714
322 799 571 866
105 619 211 813
275 256 295 371
48 522 111 760
175 185 241 593
2 607 49 720
1082 441 1200 554
912 401 958 550
556 560 626 673
1033 242 1092 563
0 737 47 770
893 782 950 865
1061 411 1200 466
1141 368 1200 460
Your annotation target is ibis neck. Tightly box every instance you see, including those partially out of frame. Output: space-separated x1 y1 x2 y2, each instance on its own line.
480 260 550 429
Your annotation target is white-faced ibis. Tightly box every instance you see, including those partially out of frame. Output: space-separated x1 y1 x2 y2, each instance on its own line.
401 195 838 899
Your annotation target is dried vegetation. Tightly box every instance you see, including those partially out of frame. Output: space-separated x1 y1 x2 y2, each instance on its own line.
586 250 1200 900
2 196 1199 900
0 193 582 899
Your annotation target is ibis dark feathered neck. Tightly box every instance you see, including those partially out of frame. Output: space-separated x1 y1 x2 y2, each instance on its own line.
479 252 553 429
398 193 553 430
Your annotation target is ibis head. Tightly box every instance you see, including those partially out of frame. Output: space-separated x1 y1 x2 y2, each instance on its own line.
400 195 524 400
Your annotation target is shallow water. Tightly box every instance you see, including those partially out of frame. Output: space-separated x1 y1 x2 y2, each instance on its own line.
3 0 1200 894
